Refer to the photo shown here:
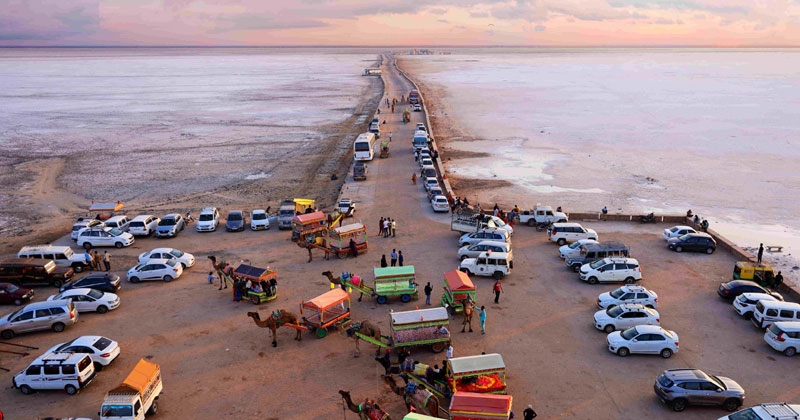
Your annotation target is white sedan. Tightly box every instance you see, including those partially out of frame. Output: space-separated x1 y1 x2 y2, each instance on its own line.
47 288 120 314
424 178 439 192
46 335 121 370
138 248 195 268
593 303 660 333
431 195 450 213
559 239 598 259
607 325 679 358
127 259 183 283
663 225 697 240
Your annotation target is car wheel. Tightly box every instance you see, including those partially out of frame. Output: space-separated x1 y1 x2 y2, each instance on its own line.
743 312 752 320
83 242 92 249
706 247 714 254
617 347 629 357
65 384 78 395
671 399 687 412
624 277 635 284
784 347 797 357
572 265 580 273
73 264 84 273
460 255 468 261
96 305 108 314
19 384 33 395
460 268 471 275
94 362 104 372
604 325 615 333
14 298 23 306
588 277 598 285
147 401 158 415
115 242 124 248
1 330 14 339
675 246 683 253
52 322 66 333
53 279 63 288
527 219 536 227
129 276 140 283
163 275 173 282
557 238 566 246
723 399 741 412
492 271 504 280
181 263 187 269
660 348 673 358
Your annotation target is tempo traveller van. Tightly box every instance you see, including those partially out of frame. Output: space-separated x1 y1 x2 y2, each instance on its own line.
565 242 630 272
13 352 96 395
412 131 428 151
129 215 160 236
752 300 800 329
103 215 131 232
17 245 89 273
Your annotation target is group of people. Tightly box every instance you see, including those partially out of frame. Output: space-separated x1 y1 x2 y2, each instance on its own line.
380 249 405 267
83 249 111 271
378 216 397 237
229 276 277 302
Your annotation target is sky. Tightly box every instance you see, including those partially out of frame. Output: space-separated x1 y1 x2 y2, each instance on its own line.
2 0 800 47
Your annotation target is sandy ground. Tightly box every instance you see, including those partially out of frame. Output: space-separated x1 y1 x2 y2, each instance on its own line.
2 55 799 420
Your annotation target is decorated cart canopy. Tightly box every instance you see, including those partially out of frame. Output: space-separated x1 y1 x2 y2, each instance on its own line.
233 265 276 281
374 266 416 295
293 210 326 226
449 391 513 420
442 269 476 313
390 307 450 349
300 288 351 338
89 201 124 220
329 223 368 255
446 353 507 395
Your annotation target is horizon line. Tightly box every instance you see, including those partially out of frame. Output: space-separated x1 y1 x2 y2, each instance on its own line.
2 44 800 49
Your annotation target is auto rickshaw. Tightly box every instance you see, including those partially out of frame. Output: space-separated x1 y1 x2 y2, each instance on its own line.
732 261 775 287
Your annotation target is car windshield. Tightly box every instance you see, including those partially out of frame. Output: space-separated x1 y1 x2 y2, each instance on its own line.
165 260 178 267
253 213 266 220
620 327 639 340
93 336 112 350
656 373 673 388
56 339 77 351
662 330 674 339
589 259 607 269
6 284 19 293
159 219 175 226
169 249 184 258
199 214 214 221
669 227 680 233
109 228 123 236
607 306 624 317
568 242 583 250
727 408 760 420
708 375 725 390
228 213 242 221
610 288 625 298
53 293 64 300
87 289 103 299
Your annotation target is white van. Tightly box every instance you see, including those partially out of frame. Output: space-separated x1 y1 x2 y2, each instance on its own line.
764 321 800 357
18 245 89 273
459 251 513 279
13 352 96 395
103 215 131 232
752 300 800 329
412 130 428 151
129 215 160 236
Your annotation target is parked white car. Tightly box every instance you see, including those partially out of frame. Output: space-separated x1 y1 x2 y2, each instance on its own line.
71 219 104 240
733 292 783 320
559 239 599 259
764 321 800 357
459 251 512 279
196 207 220 232
45 335 121 371
548 223 597 246
138 248 195 269
594 303 660 333
579 257 642 284
250 209 270 230
663 225 697 240
128 215 160 237
458 229 511 247
419 157 434 168
424 178 439 192
127 259 183 283
597 285 659 309
76 227 135 249
458 240 512 261
431 196 449 212
47 288 120 314
607 325 679 358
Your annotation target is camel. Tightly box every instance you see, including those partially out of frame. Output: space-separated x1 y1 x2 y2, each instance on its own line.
461 298 474 333
338 390 390 420
321 271 347 291
246 310 302 348
346 320 383 357
382 374 440 417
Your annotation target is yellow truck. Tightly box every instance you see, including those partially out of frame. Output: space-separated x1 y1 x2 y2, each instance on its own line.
100 359 163 420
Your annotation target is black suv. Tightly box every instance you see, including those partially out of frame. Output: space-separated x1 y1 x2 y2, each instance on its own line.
59 272 121 293
0 259 74 288
667 233 717 254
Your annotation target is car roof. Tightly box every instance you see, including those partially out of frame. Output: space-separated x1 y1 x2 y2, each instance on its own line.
228 210 243 214
474 240 509 248
60 335 107 347
59 288 95 295
725 280 761 288
200 207 217 213
664 368 709 381
163 213 180 219
145 248 176 254
670 225 694 230
603 257 637 263
433 195 448 201
137 258 172 266
477 251 510 258
552 222 582 227
618 303 647 311
632 325 665 333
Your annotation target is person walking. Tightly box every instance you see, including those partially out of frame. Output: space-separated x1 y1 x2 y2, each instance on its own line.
84 250 93 271
398 250 404 266
523 404 537 420
478 306 487 334
757 243 764 265
412 173 417 185
390 249 398 267
103 251 111 271
493 279 504 304
424 282 433 305
391 219 396 237
446 343 453 359
381 254 388 268
93 251 102 272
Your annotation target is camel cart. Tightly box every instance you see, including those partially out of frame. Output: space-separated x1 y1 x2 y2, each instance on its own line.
379 141 389 158
446 354 507 396
88 201 124 221
292 210 328 242
449 392 513 420
344 266 418 304
233 264 278 305
354 307 451 353
299 288 351 338
329 223 368 258
441 270 477 315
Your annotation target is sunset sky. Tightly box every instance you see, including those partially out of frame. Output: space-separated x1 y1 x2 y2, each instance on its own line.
3 0 800 47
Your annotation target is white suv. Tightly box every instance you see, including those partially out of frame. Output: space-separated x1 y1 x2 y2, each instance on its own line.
718 403 800 420
548 223 598 246
196 207 220 232
459 251 512 279
76 227 134 249
764 321 800 357
597 285 659 309
733 293 782 320
580 257 642 284
13 352 96 395
458 240 511 261
594 303 660 333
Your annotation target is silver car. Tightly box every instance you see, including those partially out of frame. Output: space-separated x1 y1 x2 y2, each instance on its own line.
0 300 79 339
654 369 745 412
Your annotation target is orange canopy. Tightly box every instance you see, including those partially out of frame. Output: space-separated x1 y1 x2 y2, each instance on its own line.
294 210 325 224
449 391 512 418
302 288 350 311
444 270 475 292
109 358 159 395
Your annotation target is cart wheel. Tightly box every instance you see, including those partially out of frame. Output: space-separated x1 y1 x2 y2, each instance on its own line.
338 251 345 259
431 342 446 353
376 296 388 305
400 294 411 303
316 328 328 339
251 295 260 305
